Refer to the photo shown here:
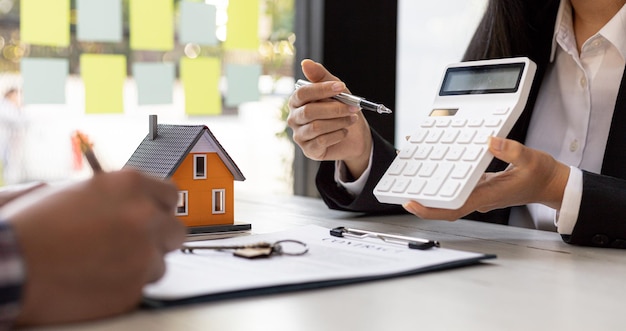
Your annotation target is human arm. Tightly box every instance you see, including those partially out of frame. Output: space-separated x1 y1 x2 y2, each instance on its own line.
0 170 186 326
287 59 373 179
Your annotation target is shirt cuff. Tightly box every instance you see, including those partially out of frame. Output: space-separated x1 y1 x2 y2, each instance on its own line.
555 166 582 235
333 145 375 197
0 221 25 328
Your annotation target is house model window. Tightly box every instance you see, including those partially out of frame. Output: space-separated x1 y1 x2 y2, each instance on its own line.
177 191 189 216
212 189 225 214
194 155 207 179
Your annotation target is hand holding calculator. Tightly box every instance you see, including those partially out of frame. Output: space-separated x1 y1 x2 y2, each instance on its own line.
374 57 536 209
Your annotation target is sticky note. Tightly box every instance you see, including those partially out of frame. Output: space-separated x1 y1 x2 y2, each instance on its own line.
133 62 175 105
225 64 261 107
129 0 174 51
21 58 68 104
20 0 70 47
81 54 126 114
180 57 221 115
224 0 259 50
76 0 122 42
179 2 217 46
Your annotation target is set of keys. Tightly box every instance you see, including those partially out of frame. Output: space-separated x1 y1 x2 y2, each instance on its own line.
180 239 309 259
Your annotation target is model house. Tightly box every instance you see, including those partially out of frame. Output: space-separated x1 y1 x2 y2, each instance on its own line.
125 115 246 231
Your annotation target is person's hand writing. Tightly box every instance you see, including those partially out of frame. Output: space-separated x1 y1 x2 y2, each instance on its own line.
2 170 186 326
402 136 571 220
288 59 373 179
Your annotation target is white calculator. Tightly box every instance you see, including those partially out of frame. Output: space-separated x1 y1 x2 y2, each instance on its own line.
373 57 536 209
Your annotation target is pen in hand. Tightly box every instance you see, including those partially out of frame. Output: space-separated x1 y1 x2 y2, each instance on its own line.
74 131 103 174
295 79 393 114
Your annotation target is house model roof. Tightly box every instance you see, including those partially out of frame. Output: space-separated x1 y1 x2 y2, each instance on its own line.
124 116 245 181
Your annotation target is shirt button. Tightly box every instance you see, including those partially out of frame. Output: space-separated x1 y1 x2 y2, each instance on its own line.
592 39 602 47
580 77 587 88
569 140 579 152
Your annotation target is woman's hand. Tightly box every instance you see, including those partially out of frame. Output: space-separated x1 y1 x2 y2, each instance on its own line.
403 136 571 220
287 59 373 179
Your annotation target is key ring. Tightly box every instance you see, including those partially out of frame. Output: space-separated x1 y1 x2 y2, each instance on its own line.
271 239 309 256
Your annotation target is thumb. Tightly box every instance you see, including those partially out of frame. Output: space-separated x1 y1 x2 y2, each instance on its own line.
301 59 341 83
488 136 529 167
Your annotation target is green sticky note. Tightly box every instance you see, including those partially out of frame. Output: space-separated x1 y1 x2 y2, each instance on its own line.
180 57 221 115
20 0 70 47
129 0 174 51
225 64 261 107
224 0 259 50
81 54 127 114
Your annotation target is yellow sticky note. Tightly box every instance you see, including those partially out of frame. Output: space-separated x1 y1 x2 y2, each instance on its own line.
81 54 126 114
224 0 259 50
180 57 221 115
129 0 173 51
20 0 70 47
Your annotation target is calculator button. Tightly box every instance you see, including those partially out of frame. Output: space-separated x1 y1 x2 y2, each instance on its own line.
451 118 467 127
414 145 433 159
435 118 451 127
376 177 395 192
493 107 510 115
418 163 438 177
446 146 465 161
422 163 454 196
391 178 411 193
430 146 449 160
403 162 421 176
462 146 484 161
439 181 461 197
388 160 407 175
474 130 494 144
485 118 502 127
441 130 460 143
451 163 472 179
398 144 418 159
409 130 428 143
468 118 484 127
407 179 427 194
420 118 436 127
457 130 476 144
425 130 444 143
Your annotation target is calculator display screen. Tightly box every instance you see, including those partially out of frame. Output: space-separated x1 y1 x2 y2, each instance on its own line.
439 63 525 95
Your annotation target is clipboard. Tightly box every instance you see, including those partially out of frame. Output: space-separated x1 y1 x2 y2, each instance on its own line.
142 225 496 308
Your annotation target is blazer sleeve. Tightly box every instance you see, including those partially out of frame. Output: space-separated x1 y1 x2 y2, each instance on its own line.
315 129 406 214
562 171 626 248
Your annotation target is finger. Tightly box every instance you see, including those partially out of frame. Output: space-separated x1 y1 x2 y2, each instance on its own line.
289 100 358 126
301 59 342 83
292 113 358 142
299 129 350 160
160 216 186 252
488 136 532 168
291 80 349 110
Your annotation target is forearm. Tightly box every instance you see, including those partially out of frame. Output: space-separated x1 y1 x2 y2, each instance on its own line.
564 171 626 248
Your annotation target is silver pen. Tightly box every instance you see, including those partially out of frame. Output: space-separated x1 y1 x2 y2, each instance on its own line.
295 79 392 114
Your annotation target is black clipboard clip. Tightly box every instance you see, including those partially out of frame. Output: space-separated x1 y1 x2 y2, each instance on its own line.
330 227 440 250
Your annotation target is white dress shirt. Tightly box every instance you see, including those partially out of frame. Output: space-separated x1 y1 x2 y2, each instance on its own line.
336 0 626 235
513 0 626 233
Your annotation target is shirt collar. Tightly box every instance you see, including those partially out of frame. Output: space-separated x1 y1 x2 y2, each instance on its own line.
550 0 626 62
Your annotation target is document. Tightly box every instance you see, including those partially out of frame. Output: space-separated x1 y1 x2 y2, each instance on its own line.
143 225 495 307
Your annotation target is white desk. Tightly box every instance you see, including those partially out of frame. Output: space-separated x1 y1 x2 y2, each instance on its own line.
27 193 626 331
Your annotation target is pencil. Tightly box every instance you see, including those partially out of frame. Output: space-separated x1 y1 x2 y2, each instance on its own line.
74 131 103 173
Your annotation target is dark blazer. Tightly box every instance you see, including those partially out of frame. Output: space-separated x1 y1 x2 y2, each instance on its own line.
316 1 626 248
